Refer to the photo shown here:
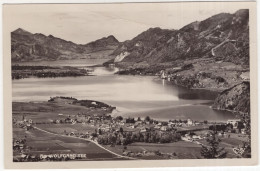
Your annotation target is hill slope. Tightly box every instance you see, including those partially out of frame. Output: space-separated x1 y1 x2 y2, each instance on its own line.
212 82 250 114
111 9 250 115
112 9 249 66
11 29 119 62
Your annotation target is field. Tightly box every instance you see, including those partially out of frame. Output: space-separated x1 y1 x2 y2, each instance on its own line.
12 101 110 123
13 126 120 160
104 141 203 159
36 123 97 134
196 133 248 158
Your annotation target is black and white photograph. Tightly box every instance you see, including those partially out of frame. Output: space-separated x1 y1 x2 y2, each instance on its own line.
2 1 258 168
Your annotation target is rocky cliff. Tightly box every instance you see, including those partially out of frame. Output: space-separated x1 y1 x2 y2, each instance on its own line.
11 28 119 62
212 82 250 114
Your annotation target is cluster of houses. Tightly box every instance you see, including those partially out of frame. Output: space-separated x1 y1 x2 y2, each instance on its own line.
13 138 28 152
181 133 204 142
49 112 214 139
13 117 34 131
233 143 249 156
46 115 248 152
15 112 246 145
51 113 112 125
226 119 247 134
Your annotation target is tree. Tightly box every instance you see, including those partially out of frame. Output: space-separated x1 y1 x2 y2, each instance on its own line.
137 117 141 121
91 133 98 138
241 114 251 158
126 117 135 123
116 116 123 121
237 122 245 133
98 129 102 135
119 127 124 133
201 130 227 159
145 116 150 122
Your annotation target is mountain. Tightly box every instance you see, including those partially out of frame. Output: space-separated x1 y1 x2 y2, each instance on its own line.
112 27 174 63
84 35 119 52
212 81 250 114
111 9 249 66
111 9 250 115
11 29 119 62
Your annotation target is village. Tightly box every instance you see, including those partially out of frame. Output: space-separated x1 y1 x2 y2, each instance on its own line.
13 105 249 161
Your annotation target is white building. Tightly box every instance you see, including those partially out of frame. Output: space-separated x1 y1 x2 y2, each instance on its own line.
187 119 193 126
227 119 241 128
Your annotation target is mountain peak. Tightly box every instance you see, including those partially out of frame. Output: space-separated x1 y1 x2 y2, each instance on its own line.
85 35 119 48
234 9 249 16
12 28 32 35
106 35 119 43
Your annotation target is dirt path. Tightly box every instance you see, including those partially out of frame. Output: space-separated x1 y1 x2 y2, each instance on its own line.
33 126 136 160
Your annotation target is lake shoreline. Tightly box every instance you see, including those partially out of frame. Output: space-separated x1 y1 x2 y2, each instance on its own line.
11 65 91 80
112 63 249 115
12 64 240 121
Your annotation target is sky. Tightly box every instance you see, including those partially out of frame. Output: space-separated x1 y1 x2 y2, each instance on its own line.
4 3 243 44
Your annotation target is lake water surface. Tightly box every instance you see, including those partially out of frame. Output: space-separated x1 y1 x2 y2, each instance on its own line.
12 65 236 122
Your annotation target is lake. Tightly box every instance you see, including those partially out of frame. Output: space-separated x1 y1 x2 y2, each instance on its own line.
12 65 236 122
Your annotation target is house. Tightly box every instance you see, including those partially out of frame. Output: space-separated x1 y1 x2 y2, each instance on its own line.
240 72 250 80
154 125 161 129
128 125 136 129
181 136 193 142
160 126 168 131
71 119 77 124
168 122 173 126
140 129 146 133
118 122 125 126
101 107 107 111
187 119 193 126
101 128 110 132
227 119 241 128
194 121 201 126
55 119 61 124
122 151 131 156
192 135 202 140
241 128 246 134
91 101 97 105
64 118 72 123
135 121 142 125
140 128 149 133
69 132 75 136
160 70 167 79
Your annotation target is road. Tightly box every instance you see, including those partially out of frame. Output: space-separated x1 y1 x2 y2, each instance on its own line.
33 126 136 160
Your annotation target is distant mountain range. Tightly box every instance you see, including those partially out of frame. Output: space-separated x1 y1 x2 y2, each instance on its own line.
11 28 119 62
11 9 249 66
112 9 249 66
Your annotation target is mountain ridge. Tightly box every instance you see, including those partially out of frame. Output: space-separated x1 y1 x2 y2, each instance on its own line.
111 9 249 66
11 29 120 62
